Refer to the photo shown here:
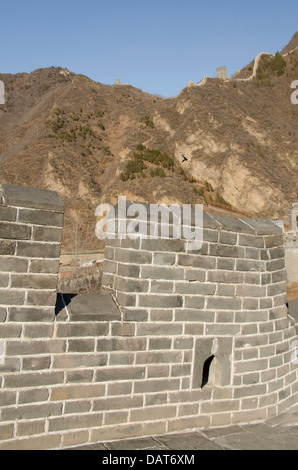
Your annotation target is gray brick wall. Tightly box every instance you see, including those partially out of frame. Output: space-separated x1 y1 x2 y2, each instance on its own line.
0 192 297 449
0 184 63 323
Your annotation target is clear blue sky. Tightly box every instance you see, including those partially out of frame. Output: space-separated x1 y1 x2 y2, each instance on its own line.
0 0 297 97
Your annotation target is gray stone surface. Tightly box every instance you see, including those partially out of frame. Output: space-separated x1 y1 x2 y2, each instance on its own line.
70 405 298 450
0 184 64 212
55 293 121 321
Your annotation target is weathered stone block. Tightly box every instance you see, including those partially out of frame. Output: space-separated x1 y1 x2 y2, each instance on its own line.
18 208 63 227
0 240 16 255
0 222 31 240
16 241 60 259
32 226 63 242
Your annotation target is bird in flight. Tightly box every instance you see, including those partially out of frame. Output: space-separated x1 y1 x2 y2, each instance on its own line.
181 154 188 163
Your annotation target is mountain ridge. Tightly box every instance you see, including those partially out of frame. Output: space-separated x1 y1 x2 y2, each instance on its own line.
0 33 297 252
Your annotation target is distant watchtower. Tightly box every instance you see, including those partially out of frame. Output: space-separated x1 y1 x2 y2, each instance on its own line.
216 66 228 80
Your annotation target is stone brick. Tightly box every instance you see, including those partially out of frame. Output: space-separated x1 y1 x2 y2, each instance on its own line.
0 307 6 322
32 226 63 242
91 423 143 444
7 306 55 322
1 184 63 212
178 254 216 269
141 238 184 253
205 324 241 336
56 323 109 338
206 297 242 310
236 259 265 272
171 364 192 377
0 324 22 337
236 285 266 297
150 308 174 321
233 384 267 398
4 371 64 388
48 413 103 432
201 400 240 413
203 229 219 242
0 240 16 255
97 337 146 352
115 292 136 307
6 339 66 356
0 257 28 273
1 403 63 421
50 384 105 401
0 222 31 240
245 247 260 260
150 280 174 294
0 390 17 407
184 269 206 281
184 296 206 309
0 434 61 450
175 309 215 322
117 263 140 278
18 208 63 227
107 382 133 396
66 370 94 383
0 290 25 305
130 406 177 422
0 423 15 441
174 338 194 349
138 294 183 308
0 357 21 373
0 206 17 222
207 271 244 283
16 241 60 259
267 282 286 296
18 389 49 404
0 274 9 288
64 401 92 415
104 411 129 426
22 356 51 371
209 244 245 258
29 259 60 274
115 248 152 264
123 308 148 322
68 339 96 352
109 352 135 366
217 258 235 270
93 396 143 412
136 350 182 365
95 366 145 382
114 277 149 293
141 265 184 280
266 259 285 272
153 253 176 265
147 365 170 378
149 337 172 350
26 291 57 307
11 274 57 290
175 282 216 295
16 420 46 437
268 246 285 260
53 354 107 370
137 323 182 336
102 259 117 274
134 378 180 394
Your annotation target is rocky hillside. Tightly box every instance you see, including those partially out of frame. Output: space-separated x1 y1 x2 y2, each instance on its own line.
0 33 297 252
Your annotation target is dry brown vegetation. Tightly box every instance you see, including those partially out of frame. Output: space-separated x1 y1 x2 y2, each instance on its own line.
0 33 297 253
